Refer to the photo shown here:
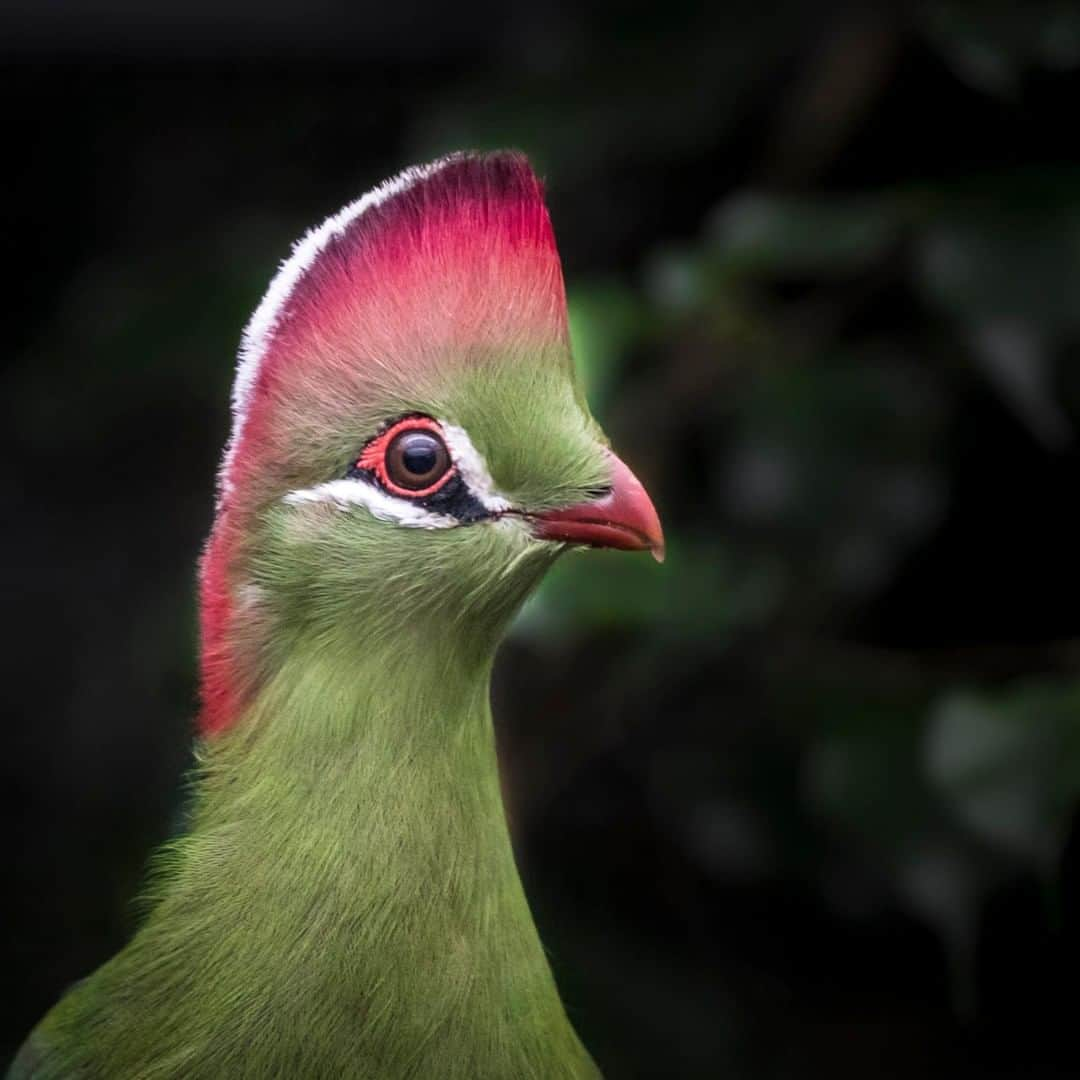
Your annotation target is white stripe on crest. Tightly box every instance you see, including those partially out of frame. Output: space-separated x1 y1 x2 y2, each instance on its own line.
221 154 464 502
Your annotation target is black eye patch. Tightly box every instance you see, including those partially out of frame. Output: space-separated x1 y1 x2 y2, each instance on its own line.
345 459 492 524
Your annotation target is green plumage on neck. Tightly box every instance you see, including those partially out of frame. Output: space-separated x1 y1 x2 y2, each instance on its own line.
29 625 597 1078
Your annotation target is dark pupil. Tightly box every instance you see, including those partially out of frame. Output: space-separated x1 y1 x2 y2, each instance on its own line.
385 428 450 491
401 435 438 476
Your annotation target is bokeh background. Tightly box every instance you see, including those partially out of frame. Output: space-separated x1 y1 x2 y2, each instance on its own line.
5 3 1080 1076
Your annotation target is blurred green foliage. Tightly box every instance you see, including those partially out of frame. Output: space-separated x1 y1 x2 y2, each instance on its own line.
500 5 1080 1070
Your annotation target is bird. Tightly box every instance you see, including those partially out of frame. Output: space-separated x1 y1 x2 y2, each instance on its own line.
10 151 663 1079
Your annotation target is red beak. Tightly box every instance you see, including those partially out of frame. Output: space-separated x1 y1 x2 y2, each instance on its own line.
532 451 665 562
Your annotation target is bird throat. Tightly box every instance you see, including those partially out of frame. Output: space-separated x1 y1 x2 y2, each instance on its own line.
37 635 599 1079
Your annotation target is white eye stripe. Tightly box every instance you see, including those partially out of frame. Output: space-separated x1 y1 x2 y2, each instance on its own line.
282 419 509 529
439 422 510 513
283 479 457 528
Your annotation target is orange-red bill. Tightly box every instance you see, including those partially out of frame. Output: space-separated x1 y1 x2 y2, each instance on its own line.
531 452 665 562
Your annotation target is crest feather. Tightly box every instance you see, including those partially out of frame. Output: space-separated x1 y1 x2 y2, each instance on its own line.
222 151 565 502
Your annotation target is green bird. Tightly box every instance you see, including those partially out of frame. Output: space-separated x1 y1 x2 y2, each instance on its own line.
11 151 663 1079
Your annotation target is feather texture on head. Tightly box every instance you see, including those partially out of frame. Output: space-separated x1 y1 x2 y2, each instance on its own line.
200 152 576 735
221 152 567 508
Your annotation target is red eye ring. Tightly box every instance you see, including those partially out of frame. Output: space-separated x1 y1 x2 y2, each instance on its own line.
356 416 456 498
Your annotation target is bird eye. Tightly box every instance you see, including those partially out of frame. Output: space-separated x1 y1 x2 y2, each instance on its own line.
353 415 457 498
384 429 452 492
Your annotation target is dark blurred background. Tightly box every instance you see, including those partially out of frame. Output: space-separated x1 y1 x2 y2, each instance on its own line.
5 2 1080 1076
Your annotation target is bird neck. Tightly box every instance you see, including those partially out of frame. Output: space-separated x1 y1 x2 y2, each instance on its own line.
43 631 598 1079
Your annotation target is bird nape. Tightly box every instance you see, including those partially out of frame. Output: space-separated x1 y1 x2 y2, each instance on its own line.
11 151 663 1080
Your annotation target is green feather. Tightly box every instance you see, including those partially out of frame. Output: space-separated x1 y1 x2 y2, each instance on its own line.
19 373 607 1080
14 158 622 1079
30 630 598 1078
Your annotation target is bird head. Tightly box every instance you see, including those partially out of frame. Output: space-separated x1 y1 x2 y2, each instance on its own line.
199 152 663 734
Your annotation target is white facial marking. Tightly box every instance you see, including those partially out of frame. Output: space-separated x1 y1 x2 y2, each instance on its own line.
439 422 511 514
220 154 465 503
283 418 510 530
284 480 458 529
